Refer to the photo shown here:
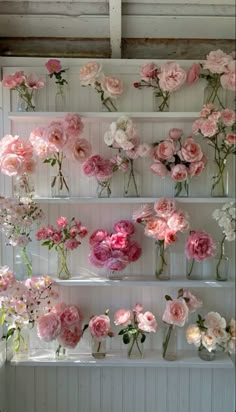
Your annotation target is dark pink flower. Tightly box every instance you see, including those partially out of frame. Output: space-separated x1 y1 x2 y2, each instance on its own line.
185 230 216 261
113 220 135 235
110 233 128 250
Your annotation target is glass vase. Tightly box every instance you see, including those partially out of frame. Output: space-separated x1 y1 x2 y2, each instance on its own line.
55 343 67 359
96 179 112 198
214 239 229 281
100 97 117 112
186 258 215 281
55 84 66 111
13 245 32 279
123 160 141 197
51 175 70 198
57 248 71 280
12 327 29 360
210 161 228 197
174 179 189 198
13 173 34 199
152 91 170 112
91 336 106 359
204 84 226 110
198 345 216 361
162 324 177 361
155 241 170 280
16 90 36 112
127 333 144 359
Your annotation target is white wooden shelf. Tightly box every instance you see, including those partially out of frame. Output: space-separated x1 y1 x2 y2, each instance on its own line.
33 196 235 204
55 276 235 288
10 350 234 369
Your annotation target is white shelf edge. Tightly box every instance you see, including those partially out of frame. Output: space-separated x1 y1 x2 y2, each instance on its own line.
9 350 234 369
33 197 235 204
54 277 235 287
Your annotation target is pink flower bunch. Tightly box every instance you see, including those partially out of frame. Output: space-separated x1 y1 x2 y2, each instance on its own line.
185 230 216 262
187 50 235 107
186 313 235 354
37 303 84 351
149 128 207 197
0 266 15 293
82 154 116 197
88 219 142 272
114 303 157 356
88 310 114 341
29 113 91 194
133 61 187 111
45 59 68 95
79 61 124 111
2 70 44 111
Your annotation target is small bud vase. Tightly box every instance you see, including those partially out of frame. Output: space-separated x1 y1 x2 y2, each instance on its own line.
12 327 29 360
152 91 170 112
13 245 32 279
55 84 66 112
96 179 112 198
155 241 170 280
55 344 67 359
91 336 106 359
57 247 71 280
13 174 34 198
198 345 216 361
127 333 144 359
214 239 228 281
51 175 70 198
123 160 141 197
162 324 177 361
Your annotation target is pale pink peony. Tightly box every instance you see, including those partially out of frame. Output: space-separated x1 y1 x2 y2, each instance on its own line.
0 153 24 176
186 325 201 346
163 299 189 327
154 198 176 218
168 128 183 141
167 211 189 232
110 232 128 249
57 324 83 349
56 216 68 229
225 133 236 145
138 311 157 333
64 238 80 250
37 312 61 342
45 59 62 74
132 204 154 222
65 137 92 162
179 137 203 163
183 290 203 313
164 230 177 247
140 62 158 81
150 161 168 177
105 257 127 271
220 109 236 126
113 220 135 235
89 314 111 339
144 218 167 240
187 63 200 85
185 230 216 261
203 50 232 74
159 62 187 92
63 113 84 137
101 76 124 97
170 164 188 182
43 121 67 150
60 305 83 327
154 140 175 160
79 61 102 86
125 241 142 262
89 229 108 246
199 119 218 137
188 160 206 177
114 309 132 326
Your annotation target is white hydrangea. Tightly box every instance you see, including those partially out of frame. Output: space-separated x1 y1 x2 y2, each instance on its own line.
212 202 236 242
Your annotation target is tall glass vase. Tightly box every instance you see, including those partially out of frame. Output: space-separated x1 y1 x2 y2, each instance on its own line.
57 247 71 280
123 160 141 197
16 90 36 112
162 324 177 361
214 238 229 281
210 161 228 197
174 179 189 198
91 336 106 359
55 84 66 112
155 241 170 280
13 245 32 279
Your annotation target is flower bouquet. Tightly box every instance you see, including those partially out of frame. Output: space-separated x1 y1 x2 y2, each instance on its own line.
79 61 124 111
0 196 44 278
0 134 36 197
37 302 85 358
133 198 189 279
162 288 202 360
149 128 207 197
88 219 142 277
186 312 235 361
88 310 114 358
114 303 157 358
187 49 235 109
29 113 92 196
82 154 117 197
36 216 88 280
192 105 236 197
45 59 68 110
2 70 44 111
185 230 216 279
133 61 187 111
212 202 235 280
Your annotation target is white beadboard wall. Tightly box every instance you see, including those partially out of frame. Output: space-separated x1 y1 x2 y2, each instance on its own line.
0 57 235 412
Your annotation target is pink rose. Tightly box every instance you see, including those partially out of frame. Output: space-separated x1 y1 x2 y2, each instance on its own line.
113 220 135 235
170 164 188 182
110 233 128 249
36 227 49 241
60 305 83 327
82 155 102 177
167 211 189 232
220 71 236 91
78 226 88 238
225 133 236 145
2 74 18 89
95 158 113 181
8 139 34 159
79 61 102 86
57 216 68 229
183 290 203 313
140 63 158 81
125 241 142 262
114 309 132 326
200 119 218 137
134 303 143 313
63 113 84 137
136 143 153 158
179 137 203 162
144 218 167 240
132 204 154 222
57 324 83 349
164 230 177 247
37 312 61 342
203 49 232 74
65 137 92 163
220 109 236 126
89 229 108 246
185 230 216 261
45 59 62 74
89 314 111 339
29 128 56 159
188 160 206 177
23 159 36 175
154 198 176 218
0 154 24 176
101 76 124 97
52 232 62 243
159 62 187 92
43 121 67 150
105 257 127 271
187 63 200 85
162 299 189 327
150 161 168 177
154 140 175 160
91 242 112 263
138 311 157 333
64 238 80 250
192 118 205 135
168 128 183 141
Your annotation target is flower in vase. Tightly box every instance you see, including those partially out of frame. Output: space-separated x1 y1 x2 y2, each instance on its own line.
185 230 216 278
149 128 207 197
133 198 189 278
79 61 124 111
87 310 114 357
36 216 88 279
114 304 157 358
82 154 115 197
133 61 186 111
88 219 142 274
2 70 44 111
45 59 68 96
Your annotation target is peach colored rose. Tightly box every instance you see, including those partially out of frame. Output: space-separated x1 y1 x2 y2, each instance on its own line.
203 49 232 74
221 109 236 126
138 311 157 333
9 139 34 159
187 63 200 85
114 309 132 326
168 128 183 141
79 61 102 86
89 314 111 339
179 137 203 162
154 140 175 160
170 164 188 182
208 111 221 123
186 325 201 346
101 76 124 97
37 312 61 342
154 198 176 218
144 217 167 240
162 299 189 327
205 312 226 330
225 133 236 145
0 153 24 176
201 331 217 352
167 211 189 232
23 158 36 174
159 62 187 92
150 161 168 177
140 63 158 81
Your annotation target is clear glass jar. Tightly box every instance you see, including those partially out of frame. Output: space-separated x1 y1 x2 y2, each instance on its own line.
155 241 170 280
214 240 229 281
127 333 144 359
152 91 170 112
13 174 34 199
198 345 216 361
51 175 70 198
96 179 112 198
57 248 71 280
12 327 29 360
55 84 66 111
13 245 32 280
174 179 189 198
123 160 141 197
162 324 177 361
16 90 36 112
91 336 106 359
186 258 214 281
210 161 229 198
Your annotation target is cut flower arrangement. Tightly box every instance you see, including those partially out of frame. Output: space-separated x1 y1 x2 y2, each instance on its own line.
185 230 216 279
45 59 68 97
87 310 114 358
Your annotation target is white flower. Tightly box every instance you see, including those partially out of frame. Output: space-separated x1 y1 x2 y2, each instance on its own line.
205 312 226 330
104 130 115 146
201 331 217 352
114 129 129 146
186 325 201 346
229 207 236 218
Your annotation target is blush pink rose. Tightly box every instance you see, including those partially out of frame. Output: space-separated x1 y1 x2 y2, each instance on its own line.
154 198 176 218
23 159 36 174
170 164 188 182
79 61 102 86
144 218 167 240
105 257 127 271
45 59 62 74
150 161 168 177
8 139 34 159
221 109 236 126
159 62 187 92
179 137 203 162
101 76 124 97
95 158 113 181
63 113 84 137
136 143 153 158
125 241 142 262
60 305 83 327
64 238 80 250
220 71 236 90
89 314 111 339
192 118 205 135
188 160 206 177
134 303 143 313
154 140 175 160
138 311 157 333
164 230 177 247
185 230 216 261
2 74 18 88
132 204 154 222
162 299 189 327
113 220 135 235
43 121 67 150
89 229 108 246
57 216 68 229
203 49 232 74
57 324 83 349
65 137 92 163
110 233 128 249
140 63 158 81
200 119 218 137
37 312 61 342
114 309 132 326
168 128 183 141
225 133 236 145
0 154 24 176
187 63 200 85
167 211 189 232
183 290 203 313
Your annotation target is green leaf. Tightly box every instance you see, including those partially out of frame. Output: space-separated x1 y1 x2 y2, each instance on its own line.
51 158 57 167
43 158 52 164
118 329 127 336
0 311 6 325
141 334 146 343
6 328 15 339
41 240 51 246
123 333 130 344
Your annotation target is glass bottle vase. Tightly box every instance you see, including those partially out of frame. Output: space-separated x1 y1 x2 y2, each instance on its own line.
13 245 33 280
127 333 144 359
162 324 177 361
210 161 228 198
214 239 229 281
123 160 141 197
155 241 170 280
55 84 66 111
57 248 71 280
13 173 34 198
91 336 106 359
186 258 214 281
152 91 170 112
198 345 216 361
51 175 70 198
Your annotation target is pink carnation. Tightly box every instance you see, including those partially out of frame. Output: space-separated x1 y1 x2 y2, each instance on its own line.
185 230 216 262
162 299 189 327
220 71 236 91
225 133 236 145
114 309 132 326
203 49 232 74
37 312 61 342
220 109 236 126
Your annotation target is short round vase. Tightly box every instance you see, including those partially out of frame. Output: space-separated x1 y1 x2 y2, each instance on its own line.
198 345 216 361
91 336 106 359
96 179 112 198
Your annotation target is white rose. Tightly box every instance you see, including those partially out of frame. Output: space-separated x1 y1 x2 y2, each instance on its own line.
104 131 115 146
201 331 217 352
205 312 226 330
114 129 129 146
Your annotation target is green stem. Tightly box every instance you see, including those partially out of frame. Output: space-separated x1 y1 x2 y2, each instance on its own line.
187 259 195 278
162 324 173 358
216 235 226 280
21 246 32 277
155 241 167 278
128 332 143 357
124 159 139 197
